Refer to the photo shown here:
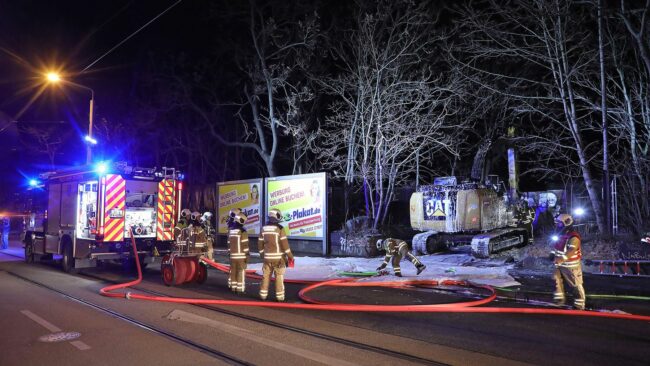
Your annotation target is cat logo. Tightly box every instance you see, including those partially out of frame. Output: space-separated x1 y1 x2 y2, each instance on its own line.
432 199 446 221
425 199 447 221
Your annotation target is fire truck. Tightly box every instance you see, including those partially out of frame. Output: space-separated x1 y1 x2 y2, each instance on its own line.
22 162 183 272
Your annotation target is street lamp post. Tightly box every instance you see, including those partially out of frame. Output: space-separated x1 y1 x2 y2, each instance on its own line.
45 72 96 164
78 85 95 164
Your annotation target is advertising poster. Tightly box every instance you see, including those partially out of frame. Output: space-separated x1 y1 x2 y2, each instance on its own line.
217 179 263 235
265 173 326 239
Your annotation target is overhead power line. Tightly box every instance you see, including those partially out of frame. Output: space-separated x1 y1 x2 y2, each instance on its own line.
82 0 183 73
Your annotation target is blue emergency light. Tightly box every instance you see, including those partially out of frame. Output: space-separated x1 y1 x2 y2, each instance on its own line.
84 135 98 145
95 162 109 174
28 179 39 187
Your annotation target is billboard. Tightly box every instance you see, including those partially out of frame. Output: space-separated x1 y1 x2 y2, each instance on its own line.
217 179 263 235
265 173 327 240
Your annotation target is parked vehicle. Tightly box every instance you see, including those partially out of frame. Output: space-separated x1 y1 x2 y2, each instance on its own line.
22 162 183 272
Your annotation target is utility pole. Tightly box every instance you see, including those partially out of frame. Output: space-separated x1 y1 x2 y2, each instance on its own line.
598 0 611 236
87 91 94 164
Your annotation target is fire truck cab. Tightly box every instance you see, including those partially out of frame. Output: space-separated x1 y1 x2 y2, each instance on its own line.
22 162 183 272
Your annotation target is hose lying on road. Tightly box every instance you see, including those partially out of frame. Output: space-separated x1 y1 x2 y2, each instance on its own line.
494 286 650 301
99 234 650 322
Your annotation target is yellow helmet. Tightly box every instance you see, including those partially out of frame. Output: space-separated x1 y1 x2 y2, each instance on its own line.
555 213 573 226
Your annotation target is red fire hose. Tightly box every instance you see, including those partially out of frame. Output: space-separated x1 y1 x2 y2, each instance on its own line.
99 235 650 322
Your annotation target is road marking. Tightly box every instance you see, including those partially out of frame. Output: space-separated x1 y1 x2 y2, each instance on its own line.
39 332 81 343
70 340 91 350
21 310 91 351
167 309 361 366
21 310 62 333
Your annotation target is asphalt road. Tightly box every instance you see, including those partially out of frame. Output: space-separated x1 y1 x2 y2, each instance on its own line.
1 240 649 366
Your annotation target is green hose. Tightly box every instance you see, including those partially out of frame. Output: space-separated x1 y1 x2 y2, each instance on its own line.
494 286 650 301
337 271 379 277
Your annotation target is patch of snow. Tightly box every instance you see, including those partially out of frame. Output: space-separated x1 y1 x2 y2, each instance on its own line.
248 253 521 288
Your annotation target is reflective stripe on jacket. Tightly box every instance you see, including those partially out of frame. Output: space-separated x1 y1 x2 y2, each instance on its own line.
554 231 582 267
381 238 408 263
258 224 293 260
228 229 249 259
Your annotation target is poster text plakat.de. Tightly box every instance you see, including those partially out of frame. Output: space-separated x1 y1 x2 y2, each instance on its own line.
266 173 325 238
217 180 262 235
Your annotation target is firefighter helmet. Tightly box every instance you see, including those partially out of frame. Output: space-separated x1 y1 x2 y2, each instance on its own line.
234 212 248 225
229 208 242 218
555 213 574 227
268 208 282 223
191 211 201 221
180 209 191 218
376 239 385 250
201 211 213 224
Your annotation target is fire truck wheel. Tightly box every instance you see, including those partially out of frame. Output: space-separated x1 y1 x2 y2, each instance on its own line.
61 242 78 273
24 243 34 264
195 263 208 284
162 264 175 286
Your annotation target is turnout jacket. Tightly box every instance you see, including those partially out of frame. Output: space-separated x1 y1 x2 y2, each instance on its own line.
381 238 409 261
228 228 250 259
552 231 582 268
258 224 293 261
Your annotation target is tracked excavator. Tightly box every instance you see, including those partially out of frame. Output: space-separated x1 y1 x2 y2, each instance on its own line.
409 138 532 258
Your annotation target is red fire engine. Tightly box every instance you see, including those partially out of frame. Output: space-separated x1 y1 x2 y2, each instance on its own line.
22 162 183 272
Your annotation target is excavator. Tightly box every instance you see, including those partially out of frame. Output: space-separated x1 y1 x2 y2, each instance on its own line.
409 138 533 258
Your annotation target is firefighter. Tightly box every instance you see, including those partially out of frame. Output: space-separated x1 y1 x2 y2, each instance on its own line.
174 208 191 245
376 238 426 276
227 209 249 294
0 215 9 250
190 211 202 226
551 214 586 310
225 208 242 289
178 209 191 228
200 212 215 260
517 200 535 242
258 208 294 301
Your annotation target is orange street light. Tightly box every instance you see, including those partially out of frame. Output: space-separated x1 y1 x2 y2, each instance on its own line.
46 72 61 83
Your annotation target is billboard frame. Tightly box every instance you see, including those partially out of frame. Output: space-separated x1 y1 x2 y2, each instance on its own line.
265 172 328 255
217 178 264 237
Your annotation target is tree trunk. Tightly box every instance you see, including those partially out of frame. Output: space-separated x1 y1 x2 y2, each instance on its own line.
599 0 611 236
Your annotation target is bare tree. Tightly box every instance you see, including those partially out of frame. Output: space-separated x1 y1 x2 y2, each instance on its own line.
188 0 320 177
312 0 466 229
455 0 608 233
602 11 650 233
22 123 70 169
620 0 650 76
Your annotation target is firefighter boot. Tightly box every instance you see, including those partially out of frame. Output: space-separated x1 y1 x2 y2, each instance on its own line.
416 264 427 275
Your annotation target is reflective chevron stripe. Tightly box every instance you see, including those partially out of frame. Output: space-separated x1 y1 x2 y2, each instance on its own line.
103 174 125 242
156 179 176 241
